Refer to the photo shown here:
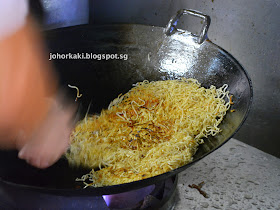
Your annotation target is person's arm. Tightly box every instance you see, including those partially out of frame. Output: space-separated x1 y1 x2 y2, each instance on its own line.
0 16 56 146
0 1 75 168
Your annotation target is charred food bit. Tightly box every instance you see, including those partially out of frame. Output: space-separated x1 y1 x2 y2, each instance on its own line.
188 181 209 198
229 95 234 105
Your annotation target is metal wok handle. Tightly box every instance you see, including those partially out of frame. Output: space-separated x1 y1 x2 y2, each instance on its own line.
165 9 211 44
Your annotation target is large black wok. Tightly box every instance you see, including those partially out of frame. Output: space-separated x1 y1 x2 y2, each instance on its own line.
0 10 252 196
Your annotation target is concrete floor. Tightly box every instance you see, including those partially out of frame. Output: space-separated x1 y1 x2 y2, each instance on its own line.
175 138 280 210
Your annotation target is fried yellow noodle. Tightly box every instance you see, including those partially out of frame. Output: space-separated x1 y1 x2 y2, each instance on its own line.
66 78 231 187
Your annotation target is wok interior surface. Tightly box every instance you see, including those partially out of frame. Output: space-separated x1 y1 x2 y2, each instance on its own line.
0 24 252 195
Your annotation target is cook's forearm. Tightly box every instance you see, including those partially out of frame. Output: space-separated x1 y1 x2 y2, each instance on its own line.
0 17 57 149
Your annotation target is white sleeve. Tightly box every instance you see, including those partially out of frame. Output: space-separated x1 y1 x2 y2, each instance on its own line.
0 0 29 41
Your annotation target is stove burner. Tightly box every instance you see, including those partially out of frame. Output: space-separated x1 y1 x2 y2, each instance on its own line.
0 175 177 209
103 175 178 210
103 185 155 209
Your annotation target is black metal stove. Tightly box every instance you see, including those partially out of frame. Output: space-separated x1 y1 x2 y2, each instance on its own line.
0 175 177 210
